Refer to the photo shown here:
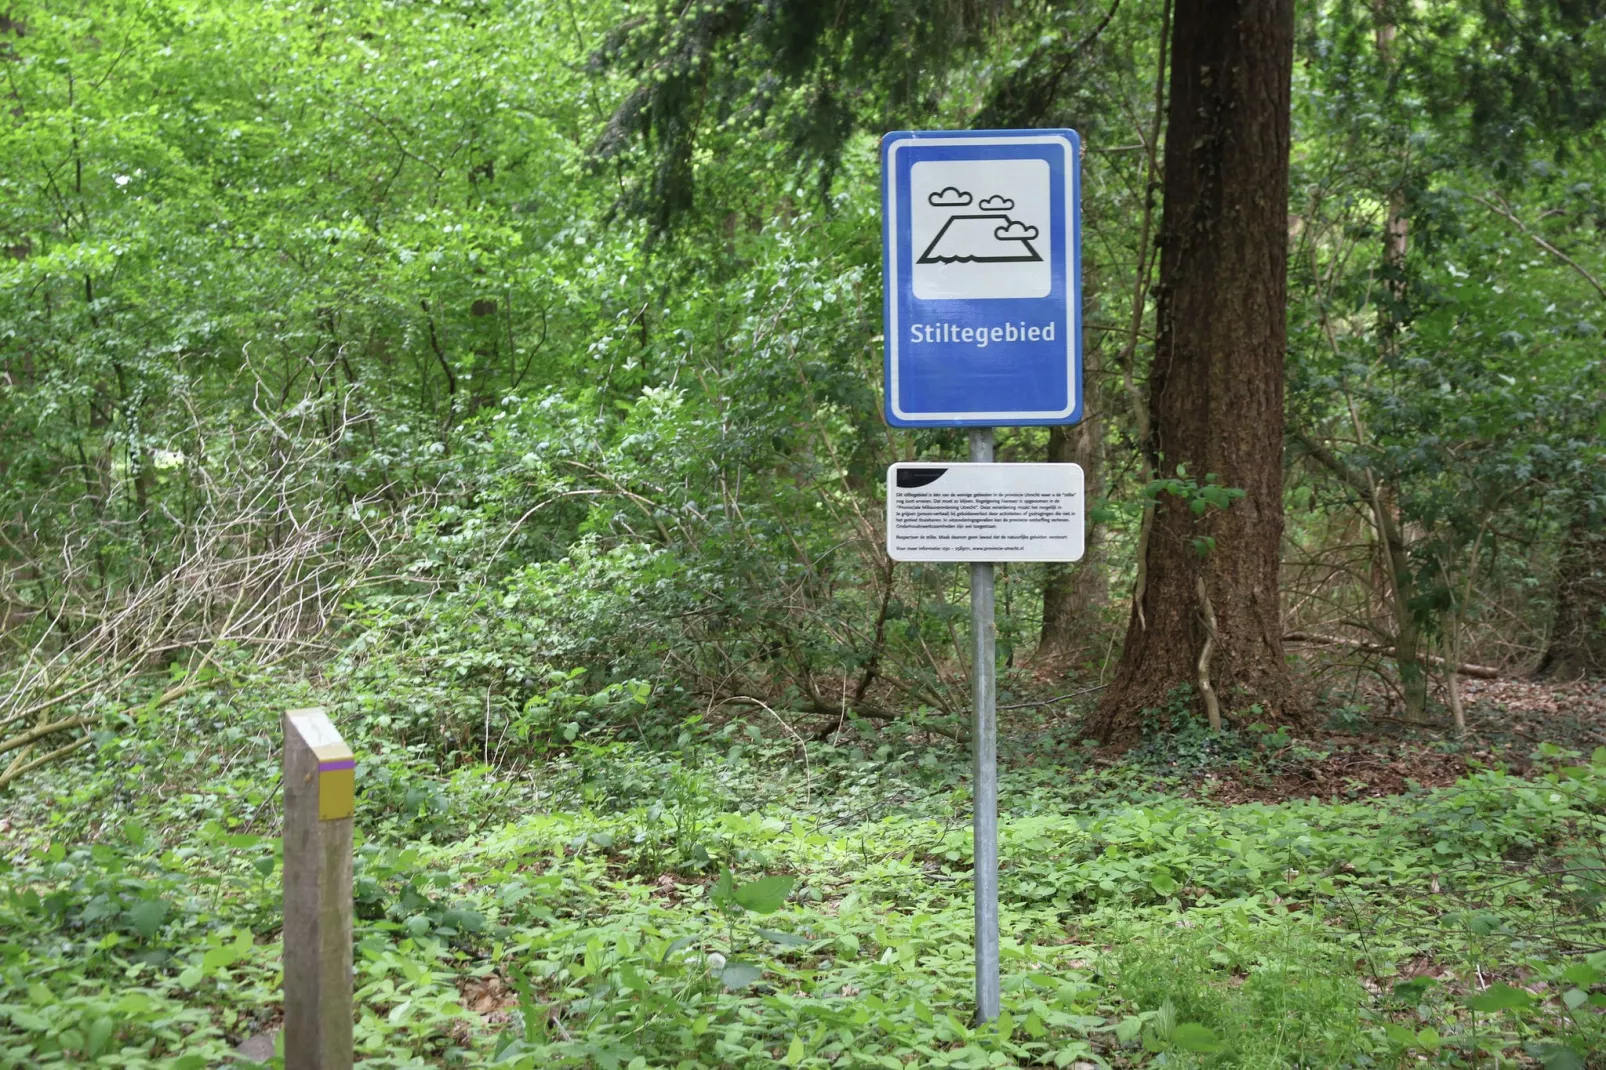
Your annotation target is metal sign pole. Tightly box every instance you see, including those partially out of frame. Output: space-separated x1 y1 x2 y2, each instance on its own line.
968 427 1000 1023
880 126 1081 1028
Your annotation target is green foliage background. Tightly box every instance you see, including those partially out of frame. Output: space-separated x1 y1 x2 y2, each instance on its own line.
2 0 1605 1066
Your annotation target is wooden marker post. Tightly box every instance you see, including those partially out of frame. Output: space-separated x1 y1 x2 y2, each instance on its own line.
283 708 355 1069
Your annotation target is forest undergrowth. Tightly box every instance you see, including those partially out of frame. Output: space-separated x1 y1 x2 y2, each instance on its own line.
2 668 1604 1069
3 2 1606 1067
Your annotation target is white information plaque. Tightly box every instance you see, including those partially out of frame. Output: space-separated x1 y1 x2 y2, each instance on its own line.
886 462 1084 563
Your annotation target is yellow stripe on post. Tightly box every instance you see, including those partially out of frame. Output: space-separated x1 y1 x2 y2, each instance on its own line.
312 742 356 821
318 766 355 821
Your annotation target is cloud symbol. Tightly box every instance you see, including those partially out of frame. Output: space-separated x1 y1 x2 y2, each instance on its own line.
978 195 1014 212
928 187 973 208
995 221 1039 241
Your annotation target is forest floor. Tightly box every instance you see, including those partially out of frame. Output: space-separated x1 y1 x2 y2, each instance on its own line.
1 672 1604 1068
1192 679 1606 807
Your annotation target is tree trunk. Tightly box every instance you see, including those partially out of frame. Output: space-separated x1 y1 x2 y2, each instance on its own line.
1037 280 1106 665
1371 0 1429 720
1379 488 1430 719
1085 0 1305 745
1537 520 1606 680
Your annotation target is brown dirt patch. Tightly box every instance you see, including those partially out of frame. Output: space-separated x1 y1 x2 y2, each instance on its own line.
459 972 518 1019
1194 738 1473 806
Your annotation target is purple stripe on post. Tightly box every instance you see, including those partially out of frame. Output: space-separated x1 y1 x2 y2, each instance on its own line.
318 758 356 772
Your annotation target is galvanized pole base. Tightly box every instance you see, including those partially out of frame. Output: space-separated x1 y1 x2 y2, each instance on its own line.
968 428 1000 1023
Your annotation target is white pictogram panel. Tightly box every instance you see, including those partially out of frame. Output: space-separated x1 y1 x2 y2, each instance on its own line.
911 159 1051 300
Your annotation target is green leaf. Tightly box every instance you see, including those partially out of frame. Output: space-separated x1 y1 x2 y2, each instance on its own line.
7 1009 49 1032
1416 1027 1440 1051
86 1016 114 1057
1537 1046 1586 1070
127 898 167 940
618 961 647 993
1149 871 1178 896
509 968 544 1045
123 820 146 848
709 867 734 907
1561 963 1601 987
719 962 763 990
1383 1023 1418 1047
113 993 152 1015
1170 1022 1224 1053
1465 983 1534 1012
1053 1043 1096 1068
733 875 794 914
441 906 485 933
1392 976 1438 1001
756 928 810 947
783 1035 805 1065
1150 1000 1176 1040
202 944 240 973
1562 987 1588 1010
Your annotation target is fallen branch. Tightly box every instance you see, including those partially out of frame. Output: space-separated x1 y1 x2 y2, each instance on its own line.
0 714 95 758
0 383 396 788
0 735 91 790
1284 631 1499 679
714 692 966 744
0 670 233 790
997 684 1109 711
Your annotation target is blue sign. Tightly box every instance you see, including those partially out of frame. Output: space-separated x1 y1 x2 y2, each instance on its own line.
882 129 1081 427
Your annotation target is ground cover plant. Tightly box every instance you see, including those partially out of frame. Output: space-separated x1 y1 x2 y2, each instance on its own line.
3 667 1606 1067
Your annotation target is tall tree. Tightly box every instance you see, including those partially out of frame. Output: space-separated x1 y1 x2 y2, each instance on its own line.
1085 0 1305 743
1539 522 1606 681
587 0 993 231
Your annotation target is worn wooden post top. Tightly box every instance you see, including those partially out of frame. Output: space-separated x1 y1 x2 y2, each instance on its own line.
283 707 354 1070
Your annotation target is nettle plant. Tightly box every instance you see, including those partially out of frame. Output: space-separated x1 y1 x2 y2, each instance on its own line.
490 869 797 1067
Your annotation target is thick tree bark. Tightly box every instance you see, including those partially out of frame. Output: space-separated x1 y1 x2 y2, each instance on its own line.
1086 0 1306 745
1537 520 1606 680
